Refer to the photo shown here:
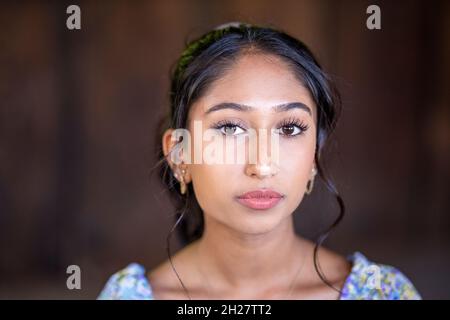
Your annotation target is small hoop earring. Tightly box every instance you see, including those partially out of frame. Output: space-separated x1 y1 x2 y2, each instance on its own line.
305 178 315 195
306 167 317 195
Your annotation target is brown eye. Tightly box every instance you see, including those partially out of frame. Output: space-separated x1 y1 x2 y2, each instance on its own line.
281 125 295 135
275 118 309 137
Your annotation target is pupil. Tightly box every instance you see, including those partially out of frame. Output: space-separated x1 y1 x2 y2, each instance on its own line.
225 125 236 134
283 125 294 135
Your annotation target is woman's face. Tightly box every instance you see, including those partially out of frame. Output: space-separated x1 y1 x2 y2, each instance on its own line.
166 53 317 235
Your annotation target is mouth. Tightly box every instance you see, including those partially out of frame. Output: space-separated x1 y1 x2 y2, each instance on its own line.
236 189 285 210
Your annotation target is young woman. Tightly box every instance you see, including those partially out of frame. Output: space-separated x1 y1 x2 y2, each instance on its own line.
98 22 421 300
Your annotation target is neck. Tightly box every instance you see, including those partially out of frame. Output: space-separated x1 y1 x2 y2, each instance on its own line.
195 214 305 294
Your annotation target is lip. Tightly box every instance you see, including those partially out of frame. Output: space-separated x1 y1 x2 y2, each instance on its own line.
236 189 284 210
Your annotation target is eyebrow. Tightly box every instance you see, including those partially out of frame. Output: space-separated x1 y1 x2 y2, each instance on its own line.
204 102 312 116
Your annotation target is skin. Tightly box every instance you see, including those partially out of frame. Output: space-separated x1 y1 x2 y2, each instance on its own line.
148 53 351 299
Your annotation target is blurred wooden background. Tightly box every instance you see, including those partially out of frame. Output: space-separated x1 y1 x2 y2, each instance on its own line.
0 0 449 299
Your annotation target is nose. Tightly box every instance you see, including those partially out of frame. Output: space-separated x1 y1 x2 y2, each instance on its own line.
245 159 280 179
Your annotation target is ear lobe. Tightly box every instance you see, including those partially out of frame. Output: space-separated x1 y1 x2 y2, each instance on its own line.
176 162 192 184
183 169 192 184
311 164 317 178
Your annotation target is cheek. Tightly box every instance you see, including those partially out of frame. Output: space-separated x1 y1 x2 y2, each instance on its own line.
279 138 315 186
189 164 241 211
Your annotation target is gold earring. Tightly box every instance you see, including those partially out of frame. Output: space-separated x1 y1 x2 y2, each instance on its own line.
306 168 317 195
305 178 314 195
179 168 187 195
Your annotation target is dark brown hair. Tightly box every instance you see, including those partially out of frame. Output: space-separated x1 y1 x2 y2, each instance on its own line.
153 22 344 296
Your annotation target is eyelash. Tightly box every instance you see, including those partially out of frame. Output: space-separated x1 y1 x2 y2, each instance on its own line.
210 117 309 138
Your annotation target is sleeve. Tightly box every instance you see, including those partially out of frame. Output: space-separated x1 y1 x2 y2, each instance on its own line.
351 263 422 300
341 252 422 300
97 263 153 300
375 265 422 300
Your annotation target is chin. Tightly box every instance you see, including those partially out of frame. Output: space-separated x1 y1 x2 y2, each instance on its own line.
227 210 288 235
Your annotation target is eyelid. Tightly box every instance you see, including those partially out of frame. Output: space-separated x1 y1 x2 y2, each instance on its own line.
210 117 309 132
210 118 249 130
210 118 248 136
275 117 309 137
276 116 307 128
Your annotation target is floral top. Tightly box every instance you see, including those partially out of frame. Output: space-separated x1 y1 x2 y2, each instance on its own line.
98 251 421 300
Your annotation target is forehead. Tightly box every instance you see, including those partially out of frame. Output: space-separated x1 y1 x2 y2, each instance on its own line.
192 53 316 116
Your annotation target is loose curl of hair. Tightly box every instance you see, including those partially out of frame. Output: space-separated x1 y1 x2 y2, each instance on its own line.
153 22 345 297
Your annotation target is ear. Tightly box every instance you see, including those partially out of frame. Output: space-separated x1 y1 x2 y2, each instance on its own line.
162 128 192 183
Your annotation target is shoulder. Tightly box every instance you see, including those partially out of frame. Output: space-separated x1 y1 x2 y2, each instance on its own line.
145 245 200 299
340 252 422 300
97 263 154 300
